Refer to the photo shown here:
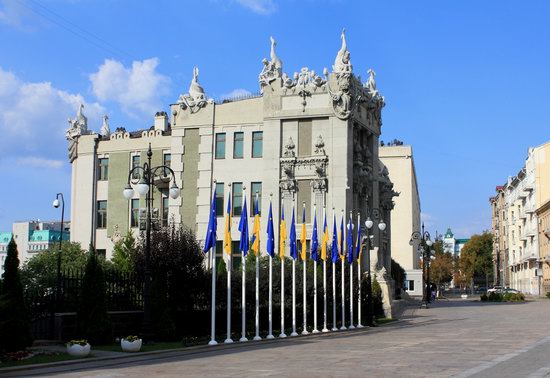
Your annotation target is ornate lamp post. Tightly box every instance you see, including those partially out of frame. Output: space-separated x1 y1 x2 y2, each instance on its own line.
363 207 386 326
123 143 180 340
410 223 433 308
52 193 65 311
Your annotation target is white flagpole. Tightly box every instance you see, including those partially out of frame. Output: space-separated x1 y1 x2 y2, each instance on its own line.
208 181 218 346
239 188 248 343
332 208 337 332
313 258 319 333
349 211 356 330
357 211 363 329
340 210 347 331
224 185 233 344
280 256 286 337
253 192 261 341
322 206 328 333
302 202 308 335
267 255 274 339
291 257 297 336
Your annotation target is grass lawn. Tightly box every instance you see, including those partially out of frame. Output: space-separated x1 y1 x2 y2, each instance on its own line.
0 354 85 369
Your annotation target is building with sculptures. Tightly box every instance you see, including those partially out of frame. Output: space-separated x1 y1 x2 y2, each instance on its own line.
67 31 400 315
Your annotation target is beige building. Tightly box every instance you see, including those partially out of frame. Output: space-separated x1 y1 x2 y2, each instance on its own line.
490 186 508 287
67 33 402 314
379 145 422 296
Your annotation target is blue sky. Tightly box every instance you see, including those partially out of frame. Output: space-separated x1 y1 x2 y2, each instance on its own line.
1 0 549 238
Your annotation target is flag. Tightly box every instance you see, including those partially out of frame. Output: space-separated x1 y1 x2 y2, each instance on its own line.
279 204 287 260
321 211 328 261
311 208 318 261
331 212 339 263
300 206 307 261
339 215 345 262
289 206 298 260
250 196 261 256
355 216 363 261
238 197 249 256
347 215 354 264
203 187 217 253
223 190 232 256
266 200 275 257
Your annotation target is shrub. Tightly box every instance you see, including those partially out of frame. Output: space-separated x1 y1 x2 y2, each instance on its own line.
480 293 488 301
488 292 503 302
546 292 550 299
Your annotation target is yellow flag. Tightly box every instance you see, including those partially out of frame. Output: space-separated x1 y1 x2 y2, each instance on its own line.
223 192 232 256
251 209 261 256
279 206 287 260
321 212 328 261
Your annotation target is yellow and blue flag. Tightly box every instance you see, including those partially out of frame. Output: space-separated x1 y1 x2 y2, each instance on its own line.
355 215 363 261
238 197 249 255
300 205 307 261
250 197 261 256
321 209 328 261
331 212 339 263
203 187 217 253
289 206 297 260
279 204 287 260
223 190 232 256
339 215 345 262
266 200 275 257
347 215 354 265
311 207 318 261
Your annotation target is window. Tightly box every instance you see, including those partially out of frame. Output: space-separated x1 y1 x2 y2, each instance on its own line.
98 158 109 181
232 183 243 216
250 182 262 216
233 132 244 159
215 133 226 159
298 119 312 156
252 131 263 158
131 199 140 228
216 182 224 217
97 201 107 229
407 280 415 291
163 153 171 177
131 155 141 179
162 196 169 227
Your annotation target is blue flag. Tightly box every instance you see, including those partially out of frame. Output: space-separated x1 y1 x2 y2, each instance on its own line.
238 197 249 255
355 216 363 261
331 213 339 263
311 209 319 261
289 206 298 260
347 216 354 264
203 188 217 253
266 200 275 257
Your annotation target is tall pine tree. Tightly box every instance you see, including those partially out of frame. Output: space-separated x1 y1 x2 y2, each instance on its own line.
0 238 33 352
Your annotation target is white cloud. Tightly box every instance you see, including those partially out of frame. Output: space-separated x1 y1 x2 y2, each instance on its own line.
89 58 170 118
0 0 34 30
220 88 252 100
16 156 64 169
235 0 277 15
0 66 104 160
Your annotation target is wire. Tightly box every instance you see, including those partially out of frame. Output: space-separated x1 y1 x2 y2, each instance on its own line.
19 0 137 62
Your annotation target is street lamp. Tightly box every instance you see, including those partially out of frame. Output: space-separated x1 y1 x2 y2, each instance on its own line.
123 143 180 340
362 207 386 326
409 223 432 308
52 193 65 311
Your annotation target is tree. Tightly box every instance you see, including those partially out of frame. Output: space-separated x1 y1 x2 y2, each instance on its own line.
0 238 33 352
430 240 454 290
77 247 111 344
111 231 136 273
459 232 493 292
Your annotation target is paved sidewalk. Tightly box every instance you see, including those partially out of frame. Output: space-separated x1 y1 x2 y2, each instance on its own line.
2 299 550 377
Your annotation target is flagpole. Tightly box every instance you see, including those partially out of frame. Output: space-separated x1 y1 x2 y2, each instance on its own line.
340 209 346 331
332 208 337 332
280 201 287 338
207 180 218 345
349 211 355 330
239 187 248 343
322 206 328 333
267 194 275 339
224 184 233 344
301 202 309 335
357 211 363 329
313 258 318 333
291 199 298 337
253 191 261 341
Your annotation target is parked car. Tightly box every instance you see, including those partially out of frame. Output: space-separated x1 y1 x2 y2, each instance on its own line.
486 286 503 294
487 286 520 294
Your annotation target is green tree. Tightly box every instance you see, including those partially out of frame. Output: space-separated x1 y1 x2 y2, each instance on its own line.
459 232 493 292
111 231 136 273
0 238 33 352
77 247 111 344
20 242 87 294
430 240 454 290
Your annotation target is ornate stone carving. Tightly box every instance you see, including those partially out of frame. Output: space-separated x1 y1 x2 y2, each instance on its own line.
311 178 327 191
365 69 378 98
283 136 296 157
259 36 283 91
279 179 297 192
178 67 209 113
332 29 352 75
100 115 110 138
110 224 122 244
66 104 90 163
314 135 326 155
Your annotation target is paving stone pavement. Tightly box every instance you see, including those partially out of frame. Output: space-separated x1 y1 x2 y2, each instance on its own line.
3 298 550 378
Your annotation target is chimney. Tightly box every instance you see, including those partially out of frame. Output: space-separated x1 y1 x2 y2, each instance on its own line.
154 111 168 132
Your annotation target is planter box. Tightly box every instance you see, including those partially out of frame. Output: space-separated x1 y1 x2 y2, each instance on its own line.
66 343 91 357
121 339 142 352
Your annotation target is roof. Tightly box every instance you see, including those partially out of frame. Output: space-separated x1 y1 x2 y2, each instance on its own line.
0 232 12 244
28 230 70 242
444 228 454 238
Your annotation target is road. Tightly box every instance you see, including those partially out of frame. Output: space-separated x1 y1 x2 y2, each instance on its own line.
4 298 550 377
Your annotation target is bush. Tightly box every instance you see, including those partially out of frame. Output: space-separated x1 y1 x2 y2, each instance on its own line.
480 293 488 301
488 292 503 302
546 292 550 299
503 292 525 302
